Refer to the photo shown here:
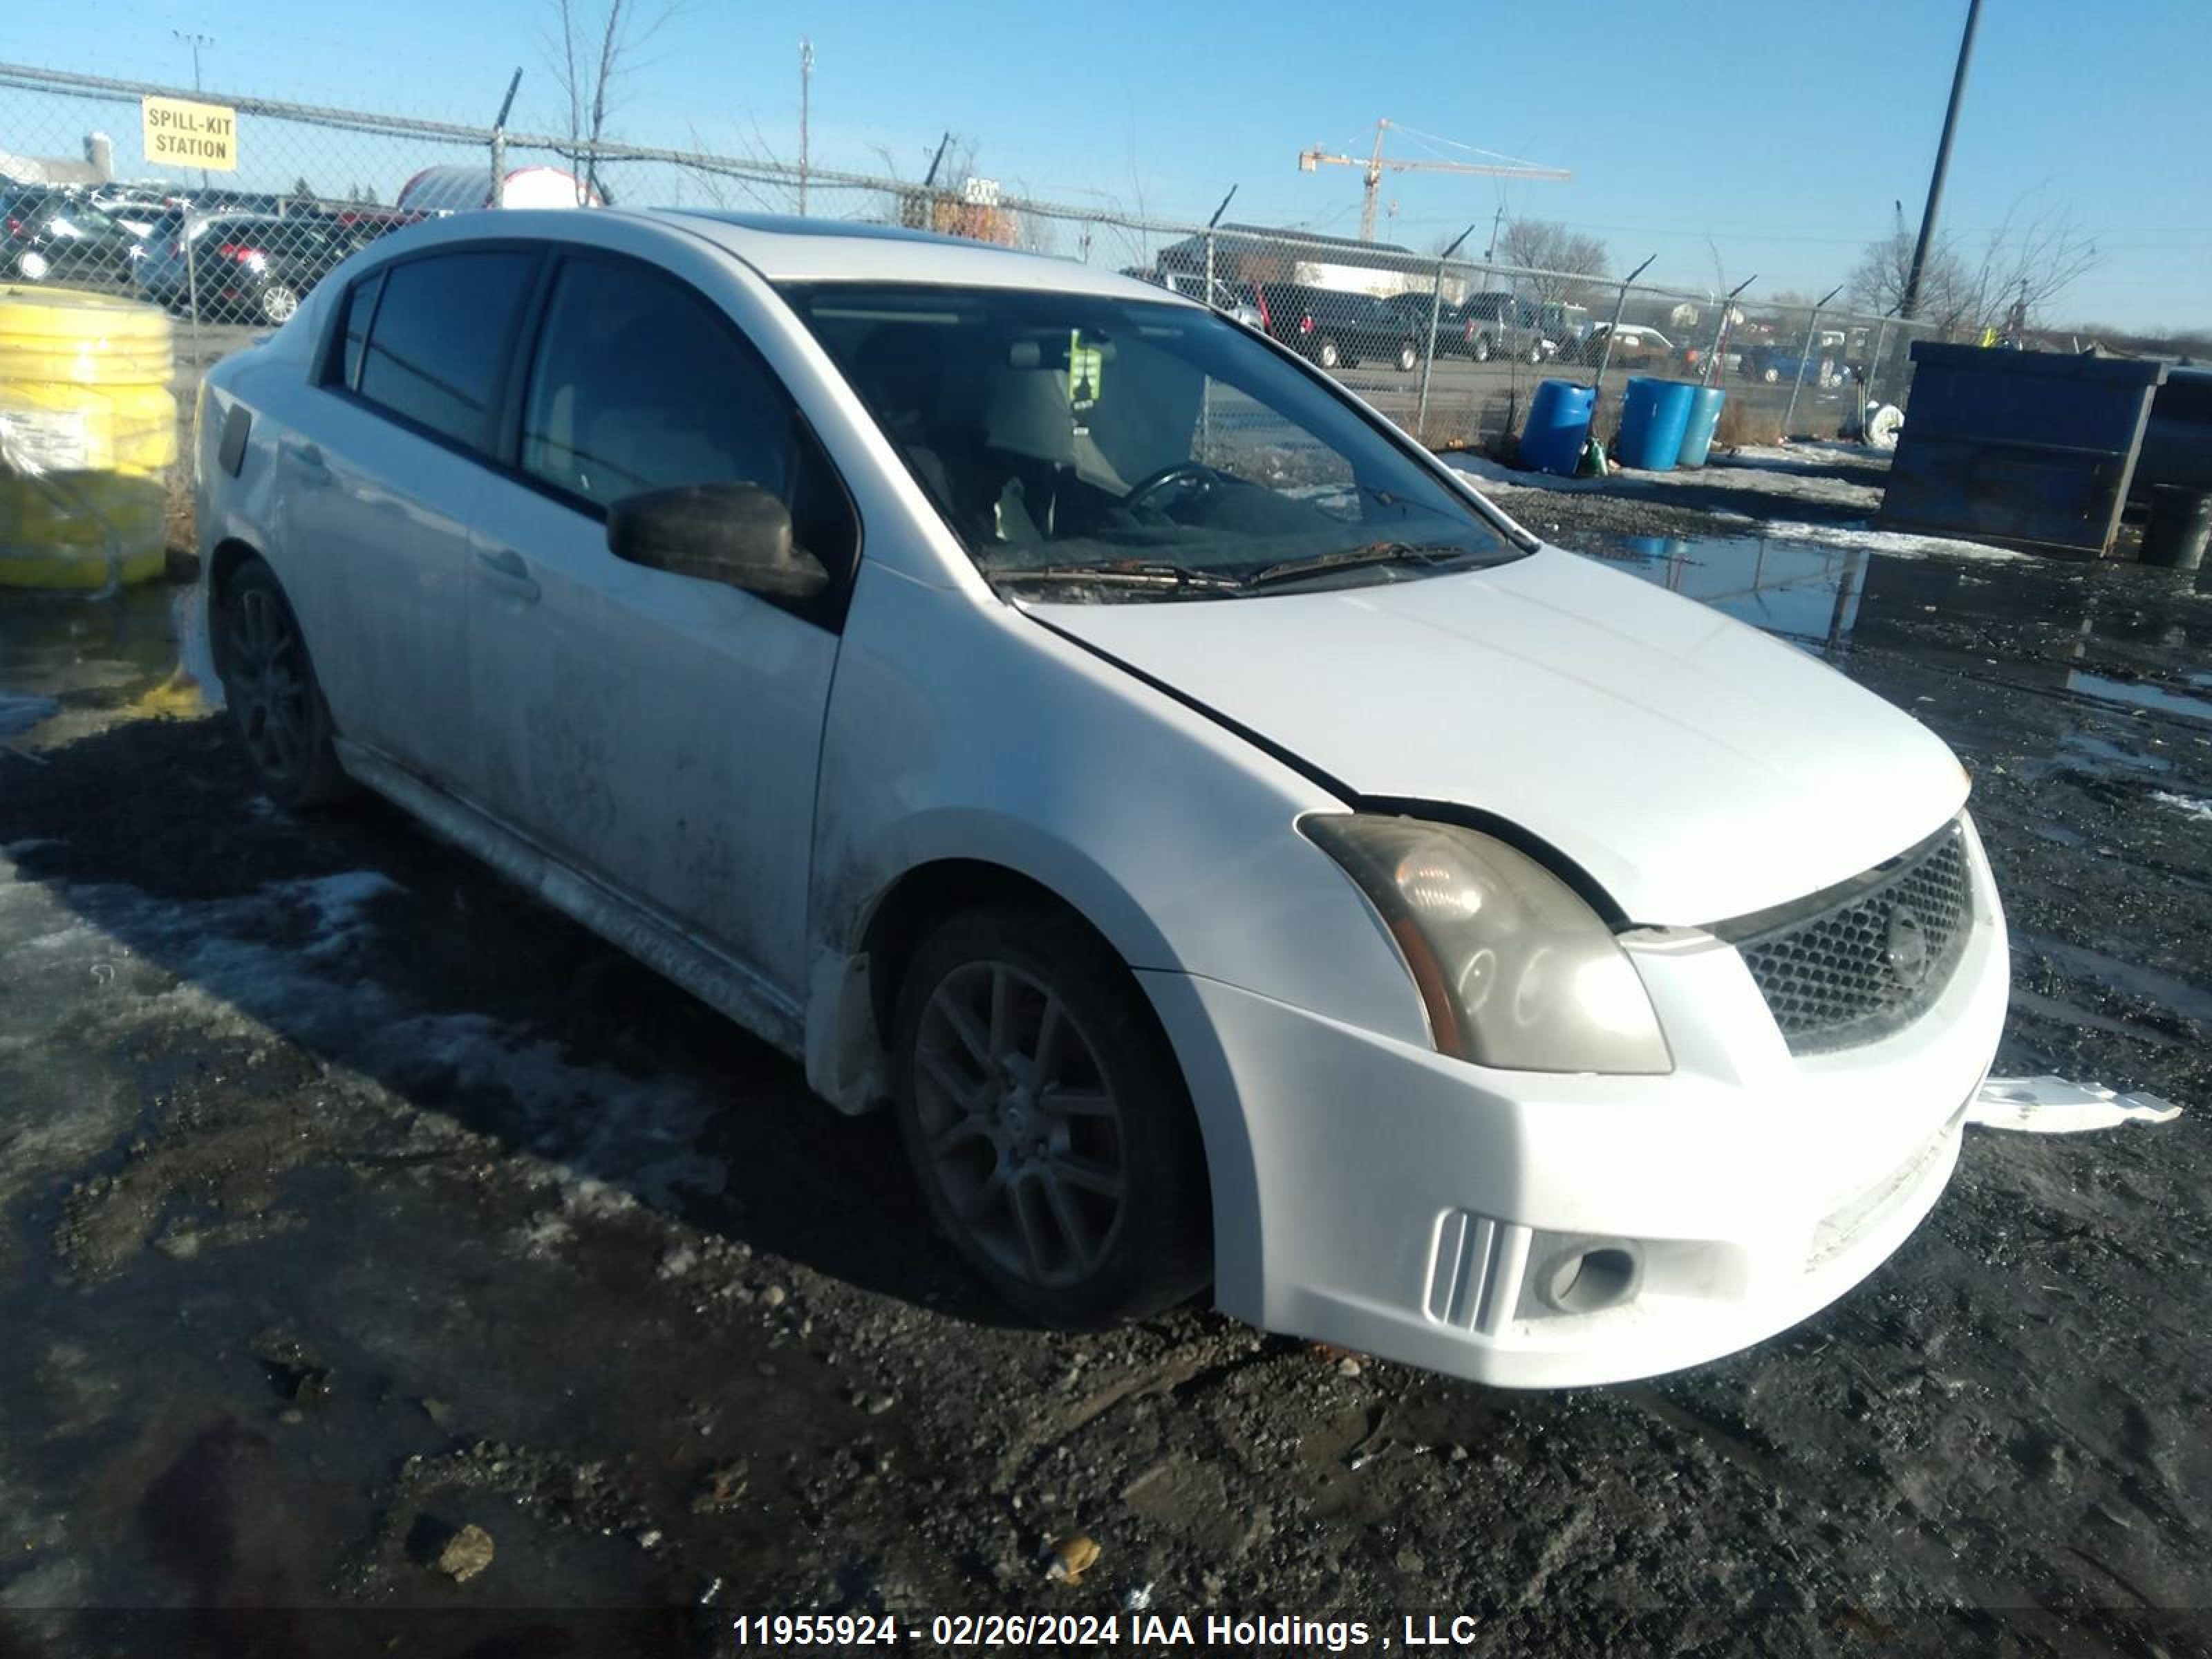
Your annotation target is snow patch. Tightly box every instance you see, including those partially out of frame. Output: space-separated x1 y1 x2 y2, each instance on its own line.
1754 519 2030 563
2151 791 2212 823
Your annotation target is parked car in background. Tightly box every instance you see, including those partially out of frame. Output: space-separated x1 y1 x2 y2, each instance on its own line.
193 208 2009 1389
1744 344 1841 387
1539 301 1592 352
1126 267 1264 330
1563 322 1674 367
1383 290 1551 364
135 212 353 324
1463 291 1554 364
1 187 144 288
1257 281 1420 372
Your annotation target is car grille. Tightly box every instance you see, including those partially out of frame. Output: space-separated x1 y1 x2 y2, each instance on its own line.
1714 820 1974 1055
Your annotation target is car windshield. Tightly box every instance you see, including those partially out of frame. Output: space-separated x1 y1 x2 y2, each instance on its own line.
48 198 122 234
780 282 1524 599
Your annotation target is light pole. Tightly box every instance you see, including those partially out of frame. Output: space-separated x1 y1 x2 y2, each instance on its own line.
798 38 814 217
172 30 214 192
1902 0 1982 321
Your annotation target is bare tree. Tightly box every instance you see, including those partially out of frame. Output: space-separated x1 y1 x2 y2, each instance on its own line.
1495 218 1610 304
545 0 684 203
1848 223 1971 334
1849 196 2099 340
1959 199 2101 340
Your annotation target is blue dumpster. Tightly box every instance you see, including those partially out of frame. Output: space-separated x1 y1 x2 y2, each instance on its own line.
1882 344 2171 554
1678 386 1727 467
1522 379 1595 476
1616 377 1698 471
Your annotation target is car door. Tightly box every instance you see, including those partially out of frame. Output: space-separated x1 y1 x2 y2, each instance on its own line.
273 246 540 789
463 249 857 996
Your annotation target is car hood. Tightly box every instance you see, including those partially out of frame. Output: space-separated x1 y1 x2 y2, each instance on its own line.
1022 545 1969 925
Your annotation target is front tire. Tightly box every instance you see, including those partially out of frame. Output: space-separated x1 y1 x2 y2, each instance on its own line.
1396 340 1418 373
892 904 1211 1328
218 559 350 809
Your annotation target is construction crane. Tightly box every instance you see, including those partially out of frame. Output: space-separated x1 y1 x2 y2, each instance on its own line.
1298 119 1571 242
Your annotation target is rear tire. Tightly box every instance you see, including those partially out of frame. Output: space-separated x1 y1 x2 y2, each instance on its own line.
218 558 351 810
1315 337 1342 371
259 281 301 325
1396 340 1418 373
892 903 1211 1328
1471 332 1492 364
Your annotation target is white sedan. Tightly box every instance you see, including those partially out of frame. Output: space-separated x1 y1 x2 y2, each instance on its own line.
192 209 2008 1387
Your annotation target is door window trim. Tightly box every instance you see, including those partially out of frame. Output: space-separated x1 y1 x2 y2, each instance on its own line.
312 238 552 465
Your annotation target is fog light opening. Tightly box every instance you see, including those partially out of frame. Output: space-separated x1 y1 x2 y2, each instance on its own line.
1541 1244 1641 1315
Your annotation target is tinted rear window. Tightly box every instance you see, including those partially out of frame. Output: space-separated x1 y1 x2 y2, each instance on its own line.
357 250 538 451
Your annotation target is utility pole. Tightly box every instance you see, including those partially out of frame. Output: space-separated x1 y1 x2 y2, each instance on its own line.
1902 0 1982 321
173 30 214 192
1300 118 1568 243
489 67 522 207
798 38 814 217
1484 203 1506 262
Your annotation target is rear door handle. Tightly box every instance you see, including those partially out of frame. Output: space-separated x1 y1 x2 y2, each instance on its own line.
279 438 329 484
474 545 541 603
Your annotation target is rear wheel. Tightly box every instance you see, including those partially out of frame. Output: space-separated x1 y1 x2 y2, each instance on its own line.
892 905 1210 1327
1315 337 1342 371
1471 331 1492 364
218 559 350 809
1396 340 1418 373
259 281 301 325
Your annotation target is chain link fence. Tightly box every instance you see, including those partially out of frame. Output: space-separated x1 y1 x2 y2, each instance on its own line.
3 54 1947 570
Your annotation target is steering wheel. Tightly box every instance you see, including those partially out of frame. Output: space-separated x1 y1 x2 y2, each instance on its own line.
1123 462 1228 514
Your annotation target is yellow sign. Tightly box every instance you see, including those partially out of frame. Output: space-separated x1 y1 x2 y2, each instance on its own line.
141 95 237 171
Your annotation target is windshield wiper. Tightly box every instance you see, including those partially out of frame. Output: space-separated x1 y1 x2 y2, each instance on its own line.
1242 540 1475 590
993 561 1244 594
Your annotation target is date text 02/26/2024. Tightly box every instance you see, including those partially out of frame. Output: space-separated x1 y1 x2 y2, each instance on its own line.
730 1613 1488 1648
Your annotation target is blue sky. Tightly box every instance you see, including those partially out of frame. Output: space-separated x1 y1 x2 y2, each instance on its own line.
3 0 2206 328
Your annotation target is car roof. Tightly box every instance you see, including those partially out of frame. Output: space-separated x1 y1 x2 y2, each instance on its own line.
632 209 1179 301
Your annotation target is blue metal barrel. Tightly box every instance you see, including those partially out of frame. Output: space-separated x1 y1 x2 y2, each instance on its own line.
1616 377 1698 471
1677 386 1727 467
1521 379 1595 476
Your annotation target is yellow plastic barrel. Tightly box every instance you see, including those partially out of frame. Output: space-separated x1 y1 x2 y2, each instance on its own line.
1 285 178 590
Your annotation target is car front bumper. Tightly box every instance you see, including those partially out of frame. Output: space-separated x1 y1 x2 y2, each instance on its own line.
1145 820 2009 1389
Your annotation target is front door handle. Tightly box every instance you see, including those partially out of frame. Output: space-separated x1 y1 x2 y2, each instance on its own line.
474 545 541 603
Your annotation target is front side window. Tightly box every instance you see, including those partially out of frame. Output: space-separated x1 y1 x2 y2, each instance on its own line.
517 256 854 573
355 250 537 451
781 282 1521 599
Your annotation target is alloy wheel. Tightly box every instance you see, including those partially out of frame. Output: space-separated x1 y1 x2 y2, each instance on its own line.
911 959 1127 1288
225 585 312 782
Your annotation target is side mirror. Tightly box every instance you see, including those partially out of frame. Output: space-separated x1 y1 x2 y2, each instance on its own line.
606 483 830 600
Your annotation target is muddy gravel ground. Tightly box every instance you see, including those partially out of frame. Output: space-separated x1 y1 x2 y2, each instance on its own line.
2 473 2211 1658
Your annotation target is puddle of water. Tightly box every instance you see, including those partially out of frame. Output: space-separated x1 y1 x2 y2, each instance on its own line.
2067 671 2212 726
0 585 205 744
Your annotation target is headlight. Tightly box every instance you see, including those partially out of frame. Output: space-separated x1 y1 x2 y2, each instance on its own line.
1303 814 1670 1075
